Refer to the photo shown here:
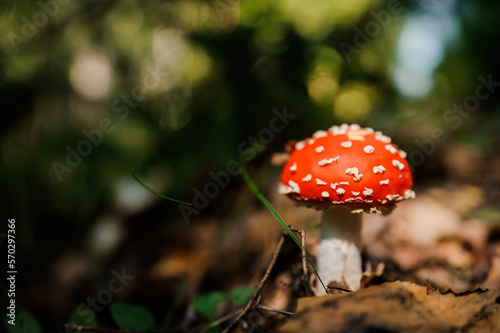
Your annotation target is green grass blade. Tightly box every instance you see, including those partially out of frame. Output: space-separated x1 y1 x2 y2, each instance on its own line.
161 278 188 329
132 171 192 205
131 158 192 206
239 164 327 294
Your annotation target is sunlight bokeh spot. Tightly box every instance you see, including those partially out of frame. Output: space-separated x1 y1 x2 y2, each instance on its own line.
307 46 343 106
333 82 374 122
308 77 339 106
278 0 373 40
69 50 112 101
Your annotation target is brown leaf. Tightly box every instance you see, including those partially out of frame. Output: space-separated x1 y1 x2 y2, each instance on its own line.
480 253 500 290
426 279 440 295
273 281 500 333
360 262 384 289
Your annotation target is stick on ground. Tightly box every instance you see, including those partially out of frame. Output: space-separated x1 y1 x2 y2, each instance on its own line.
222 232 287 333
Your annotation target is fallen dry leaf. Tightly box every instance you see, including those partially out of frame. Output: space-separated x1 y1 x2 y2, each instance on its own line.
414 266 471 292
273 281 500 333
433 240 474 269
480 243 500 290
360 262 385 289
389 195 461 247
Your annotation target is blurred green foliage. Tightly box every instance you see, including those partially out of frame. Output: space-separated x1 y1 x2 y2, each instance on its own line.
193 286 254 329
4 309 42 333
110 301 157 331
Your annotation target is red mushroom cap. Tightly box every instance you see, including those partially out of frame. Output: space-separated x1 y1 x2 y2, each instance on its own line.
279 124 414 213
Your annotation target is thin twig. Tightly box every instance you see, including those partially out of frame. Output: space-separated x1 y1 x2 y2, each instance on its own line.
222 233 286 333
256 304 294 316
63 324 183 333
327 286 352 293
201 309 243 332
290 228 311 297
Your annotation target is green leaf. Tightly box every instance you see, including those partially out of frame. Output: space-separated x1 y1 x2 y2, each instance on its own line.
192 292 227 322
110 302 156 331
228 286 255 305
4 309 42 333
68 305 98 331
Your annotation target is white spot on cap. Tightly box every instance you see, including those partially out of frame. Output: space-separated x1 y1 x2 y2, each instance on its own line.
364 127 374 134
347 129 366 141
289 162 297 172
346 167 363 182
336 188 346 195
392 160 405 170
278 183 292 194
380 179 389 185
289 180 300 193
339 124 349 134
329 125 340 135
346 167 357 174
385 144 398 155
331 183 338 190
313 130 328 138
351 191 360 196
380 135 391 143
363 188 373 197
316 179 327 185
308 139 315 145
315 146 325 153
373 165 386 174
321 191 330 198
349 124 361 131
302 174 312 182
318 157 339 166
364 145 375 154
386 194 400 201
341 141 352 148
399 150 407 159
295 141 306 150
404 189 416 199
339 181 349 185
375 131 391 143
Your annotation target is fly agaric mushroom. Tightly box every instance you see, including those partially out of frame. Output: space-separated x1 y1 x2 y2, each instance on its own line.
278 124 414 294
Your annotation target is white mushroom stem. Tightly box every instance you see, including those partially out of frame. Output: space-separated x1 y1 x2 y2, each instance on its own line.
316 206 363 295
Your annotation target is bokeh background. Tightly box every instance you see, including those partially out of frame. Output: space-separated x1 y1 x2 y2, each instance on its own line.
1 0 500 331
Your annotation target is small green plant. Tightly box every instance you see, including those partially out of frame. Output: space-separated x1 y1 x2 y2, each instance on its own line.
110 302 157 331
67 305 98 332
192 286 255 332
193 286 255 322
4 310 42 333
